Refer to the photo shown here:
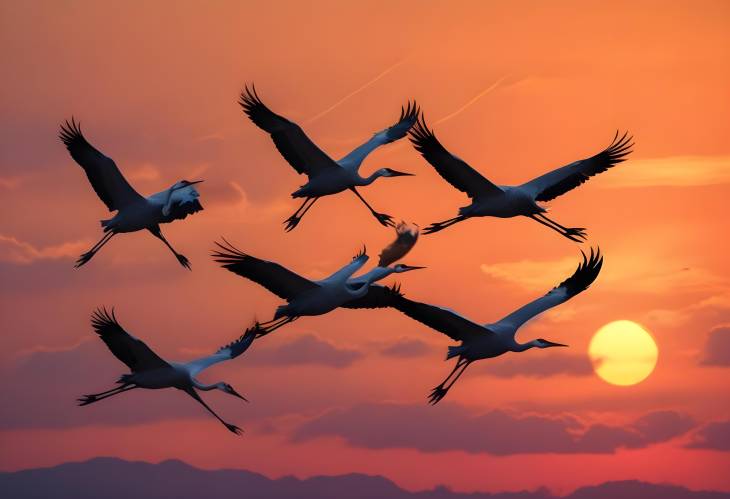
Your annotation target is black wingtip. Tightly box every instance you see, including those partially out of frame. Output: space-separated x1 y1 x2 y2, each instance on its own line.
559 247 603 297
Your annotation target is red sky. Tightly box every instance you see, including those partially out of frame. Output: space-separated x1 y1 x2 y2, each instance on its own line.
1 0 729 495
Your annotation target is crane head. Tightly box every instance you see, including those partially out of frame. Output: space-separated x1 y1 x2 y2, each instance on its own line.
222 383 248 402
392 263 426 273
173 179 204 190
378 168 414 178
535 338 568 348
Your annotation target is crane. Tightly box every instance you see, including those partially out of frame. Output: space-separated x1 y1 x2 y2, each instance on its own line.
60 119 203 269
239 85 417 231
390 249 603 404
212 239 423 336
78 308 258 435
409 115 632 241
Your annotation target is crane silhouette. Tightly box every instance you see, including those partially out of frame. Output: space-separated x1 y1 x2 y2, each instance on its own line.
239 85 417 231
389 249 603 404
212 239 423 336
78 308 257 435
409 115 632 241
60 119 203 269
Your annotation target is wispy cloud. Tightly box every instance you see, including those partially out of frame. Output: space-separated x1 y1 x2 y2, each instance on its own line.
0 234 89 264
602 155 730 188
306 59 407 124
434 74 510 125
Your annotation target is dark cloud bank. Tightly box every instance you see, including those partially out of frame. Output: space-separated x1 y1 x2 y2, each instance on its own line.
292 403 695 455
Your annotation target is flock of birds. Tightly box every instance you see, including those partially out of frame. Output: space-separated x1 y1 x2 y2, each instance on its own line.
63 86 632 434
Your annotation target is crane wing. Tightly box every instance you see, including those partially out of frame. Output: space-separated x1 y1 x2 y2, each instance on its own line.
186 324 258 376
90 308 170 372
520 132 633 202
59 119 145 212
148 185 205 223
408 115 503 199
392 296 491 342
497 248 603 331
342 283 404 309
337 101 419 170
212 239 318 301
318 246 369 285
238 85 339 177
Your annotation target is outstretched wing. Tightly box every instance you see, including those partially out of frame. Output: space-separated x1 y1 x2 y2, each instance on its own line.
520 132 633 202
497 248 603 331
186 324 259 375
319 246 369 284
409 115 503 199
343 283 404 309
90 308 170 372
212 239 318 301
392 296 490 342
378 222 419 267
59 119 145 211
238 85 339 177
150 185 205 223
338 101 419 170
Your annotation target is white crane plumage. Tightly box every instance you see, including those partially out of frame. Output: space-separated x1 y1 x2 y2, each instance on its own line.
212 239 423 336
239 86 418 231
60 119 204 269
78 308 258 434
389 249 603 404
409 115 632 241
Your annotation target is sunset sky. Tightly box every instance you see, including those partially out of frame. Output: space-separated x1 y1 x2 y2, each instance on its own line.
1 0 729 495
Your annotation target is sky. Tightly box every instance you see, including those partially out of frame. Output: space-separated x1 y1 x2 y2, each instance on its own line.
1 0 729 495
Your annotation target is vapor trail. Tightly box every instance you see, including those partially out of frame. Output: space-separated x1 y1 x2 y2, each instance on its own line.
306 59 407 124
434 74 510 125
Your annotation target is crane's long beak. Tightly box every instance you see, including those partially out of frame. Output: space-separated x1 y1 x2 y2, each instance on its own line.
401 265 426 271
229 388 248 402
547 341 568 348
389 170 414 177
189 180 205 185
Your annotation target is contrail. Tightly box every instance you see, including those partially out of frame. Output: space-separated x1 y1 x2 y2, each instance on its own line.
306 59 407 124
434 74 510 125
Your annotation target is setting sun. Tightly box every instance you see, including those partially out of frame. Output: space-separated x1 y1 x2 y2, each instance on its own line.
588 320 658 386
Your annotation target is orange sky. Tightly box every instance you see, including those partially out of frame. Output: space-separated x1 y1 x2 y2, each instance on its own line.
1 0 729 494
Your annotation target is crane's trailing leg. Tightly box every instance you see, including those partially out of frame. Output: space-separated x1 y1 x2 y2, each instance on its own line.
529 214 586 242
78 384 136 406
184 388 242 435
428 358 471 405
75 232 116 268
148 226 191 269
257 316 297 337
284 197 318 232
423 215 467 235
349 188 394 227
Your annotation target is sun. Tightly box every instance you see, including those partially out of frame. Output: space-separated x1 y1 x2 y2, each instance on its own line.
588 320 658 386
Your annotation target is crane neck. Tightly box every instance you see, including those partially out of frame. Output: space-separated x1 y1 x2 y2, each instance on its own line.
355 170 384 186
193 379 223 391
510 339 539 352
353 266 395 285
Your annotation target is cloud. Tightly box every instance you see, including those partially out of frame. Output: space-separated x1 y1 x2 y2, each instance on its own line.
686 420 730 451
601 155 730 188
379 338 434 358
125 163 162 182
699 325 730 366
476 353 594 378
0 175 23 189
292 403 694 455
248 334 363 369
0 233 89 264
